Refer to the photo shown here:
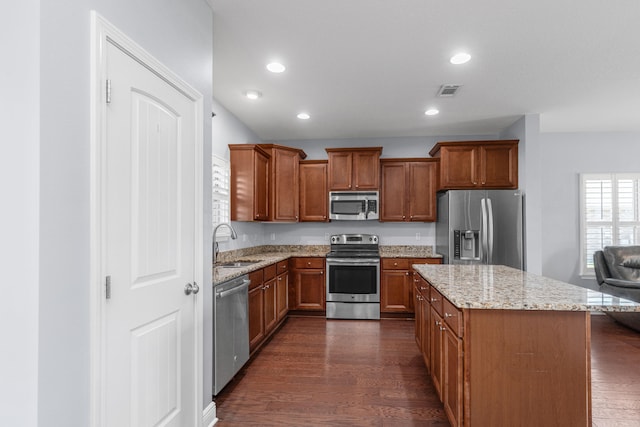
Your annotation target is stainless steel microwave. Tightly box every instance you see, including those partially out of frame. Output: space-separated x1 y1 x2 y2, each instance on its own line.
329 191 379 220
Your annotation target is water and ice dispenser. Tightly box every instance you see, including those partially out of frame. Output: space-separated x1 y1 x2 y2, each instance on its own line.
453 230 479 261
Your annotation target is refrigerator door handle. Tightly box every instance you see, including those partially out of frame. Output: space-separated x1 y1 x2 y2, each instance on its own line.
481 198 488 264
487 198 494 264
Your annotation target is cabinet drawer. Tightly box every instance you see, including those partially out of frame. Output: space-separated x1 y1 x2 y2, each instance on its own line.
430 287 444 316
411 257 443 266
277 260 288 274
382 258 410 270
442 298 463 338
292 257 325 269
248 269 263 291
263 263 277 281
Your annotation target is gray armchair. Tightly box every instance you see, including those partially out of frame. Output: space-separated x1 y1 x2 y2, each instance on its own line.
594 246 640 331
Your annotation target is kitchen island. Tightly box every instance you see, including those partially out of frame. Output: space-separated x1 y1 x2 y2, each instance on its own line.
412 264 640 427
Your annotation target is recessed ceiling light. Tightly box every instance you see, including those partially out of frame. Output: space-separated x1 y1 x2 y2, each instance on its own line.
450 52 471 65
266 62 286 73
297 112 310 120
244 90 262 100
424 109 440 116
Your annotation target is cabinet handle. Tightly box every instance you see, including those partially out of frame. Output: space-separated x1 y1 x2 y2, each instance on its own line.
405 272 409 276
431 297 438 302
402 215 406 219
435 320 440 326
320 271 323 275
421 286 428 291
278 277 282 281
440 326 447 331
445 312 453 318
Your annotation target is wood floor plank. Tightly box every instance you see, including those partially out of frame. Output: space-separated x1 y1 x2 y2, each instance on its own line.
215 314 640 426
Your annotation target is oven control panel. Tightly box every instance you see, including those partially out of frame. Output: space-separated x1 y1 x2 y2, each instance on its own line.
330 234 379 245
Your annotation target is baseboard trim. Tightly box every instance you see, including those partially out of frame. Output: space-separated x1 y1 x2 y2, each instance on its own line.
203 401 217 427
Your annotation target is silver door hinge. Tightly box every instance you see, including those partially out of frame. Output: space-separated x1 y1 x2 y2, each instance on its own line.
106 79 112 104
105 275 112 299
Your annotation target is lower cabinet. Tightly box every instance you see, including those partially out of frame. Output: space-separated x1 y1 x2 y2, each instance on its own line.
289 257 325 311
415 284 463 427
248 270 265 353
276 261 289 322
381 257 442 314
248 261 289 354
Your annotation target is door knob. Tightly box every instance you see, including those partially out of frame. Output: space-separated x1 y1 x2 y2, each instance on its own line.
184 282 200 295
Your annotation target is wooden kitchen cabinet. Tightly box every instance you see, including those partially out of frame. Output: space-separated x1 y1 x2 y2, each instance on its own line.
381 258 442 314
414 275 431 371
229 144 270 221
247 269 265 353
289 257 325 311
429 140 518 190
259 144 306 222
326 147 382 191
380 158 439 222
299 160 328 222
381 258 412 313
275 261 289 322
263 263 278 335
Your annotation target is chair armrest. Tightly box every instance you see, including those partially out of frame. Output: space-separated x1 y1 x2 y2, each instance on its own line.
603 278 640 289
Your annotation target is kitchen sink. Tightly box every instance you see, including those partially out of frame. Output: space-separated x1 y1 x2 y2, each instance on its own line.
217 261 260 268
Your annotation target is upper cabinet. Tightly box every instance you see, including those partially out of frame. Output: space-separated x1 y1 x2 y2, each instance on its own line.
258 144 306 222
325 147 382 191
299 160 329 222
429 140 518 190
229 144 270 221
380 158 439 222
229 144 306 222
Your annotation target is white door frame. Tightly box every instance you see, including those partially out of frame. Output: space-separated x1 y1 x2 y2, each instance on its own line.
89 12 204 426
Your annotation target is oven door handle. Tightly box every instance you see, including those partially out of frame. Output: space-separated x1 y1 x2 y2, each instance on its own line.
326 258 380 265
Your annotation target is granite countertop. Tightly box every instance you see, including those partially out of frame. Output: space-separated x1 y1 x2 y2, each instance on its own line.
213 244 440 284
413 264 640 312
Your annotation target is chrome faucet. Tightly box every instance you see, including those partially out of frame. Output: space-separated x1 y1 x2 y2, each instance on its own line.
213 222 238 265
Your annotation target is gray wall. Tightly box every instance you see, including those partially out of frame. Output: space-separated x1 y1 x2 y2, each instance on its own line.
38 1 213 425
500 114 543 274
1 1 40 425
540 131 640 289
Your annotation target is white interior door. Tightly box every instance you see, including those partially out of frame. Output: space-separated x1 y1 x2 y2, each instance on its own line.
99 33 202 427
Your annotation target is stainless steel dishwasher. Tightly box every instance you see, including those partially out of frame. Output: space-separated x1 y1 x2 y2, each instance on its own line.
213 274 250 395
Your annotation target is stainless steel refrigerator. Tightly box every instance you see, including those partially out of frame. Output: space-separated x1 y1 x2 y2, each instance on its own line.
435 190 524 269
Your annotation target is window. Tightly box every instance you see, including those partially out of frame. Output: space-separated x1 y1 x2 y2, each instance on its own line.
212 155 231 240
580 173 640 275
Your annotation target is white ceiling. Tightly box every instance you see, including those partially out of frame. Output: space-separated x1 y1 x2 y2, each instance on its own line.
209 0 640 141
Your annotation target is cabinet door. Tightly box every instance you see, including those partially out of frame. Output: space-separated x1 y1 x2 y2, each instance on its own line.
421 286 431 371
293 269 325 310
299 161 328 222
253 150 270 220
263 277 277 334
276 272 288 321
480 143 518 188
430 308 444 400
443 328 463 427
381 270 411 312
352 150 380 190
414 284 423 349
248 285 265 352
272 148 300 221
380 162 407 221
327 151 353 190
439 145 479 189
408 161 438 221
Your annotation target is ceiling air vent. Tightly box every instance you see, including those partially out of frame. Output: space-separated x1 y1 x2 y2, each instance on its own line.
437 84 462 97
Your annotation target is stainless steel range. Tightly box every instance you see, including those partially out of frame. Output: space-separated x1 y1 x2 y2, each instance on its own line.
326 234 380 319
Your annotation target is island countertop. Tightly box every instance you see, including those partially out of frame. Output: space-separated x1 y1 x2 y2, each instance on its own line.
413 264 640 312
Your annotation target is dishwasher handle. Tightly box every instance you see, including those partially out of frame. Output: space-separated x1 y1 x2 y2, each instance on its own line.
216 278 250 299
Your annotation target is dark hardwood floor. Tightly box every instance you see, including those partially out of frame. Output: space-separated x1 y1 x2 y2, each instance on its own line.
591 313 640 427
215 314 640 426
